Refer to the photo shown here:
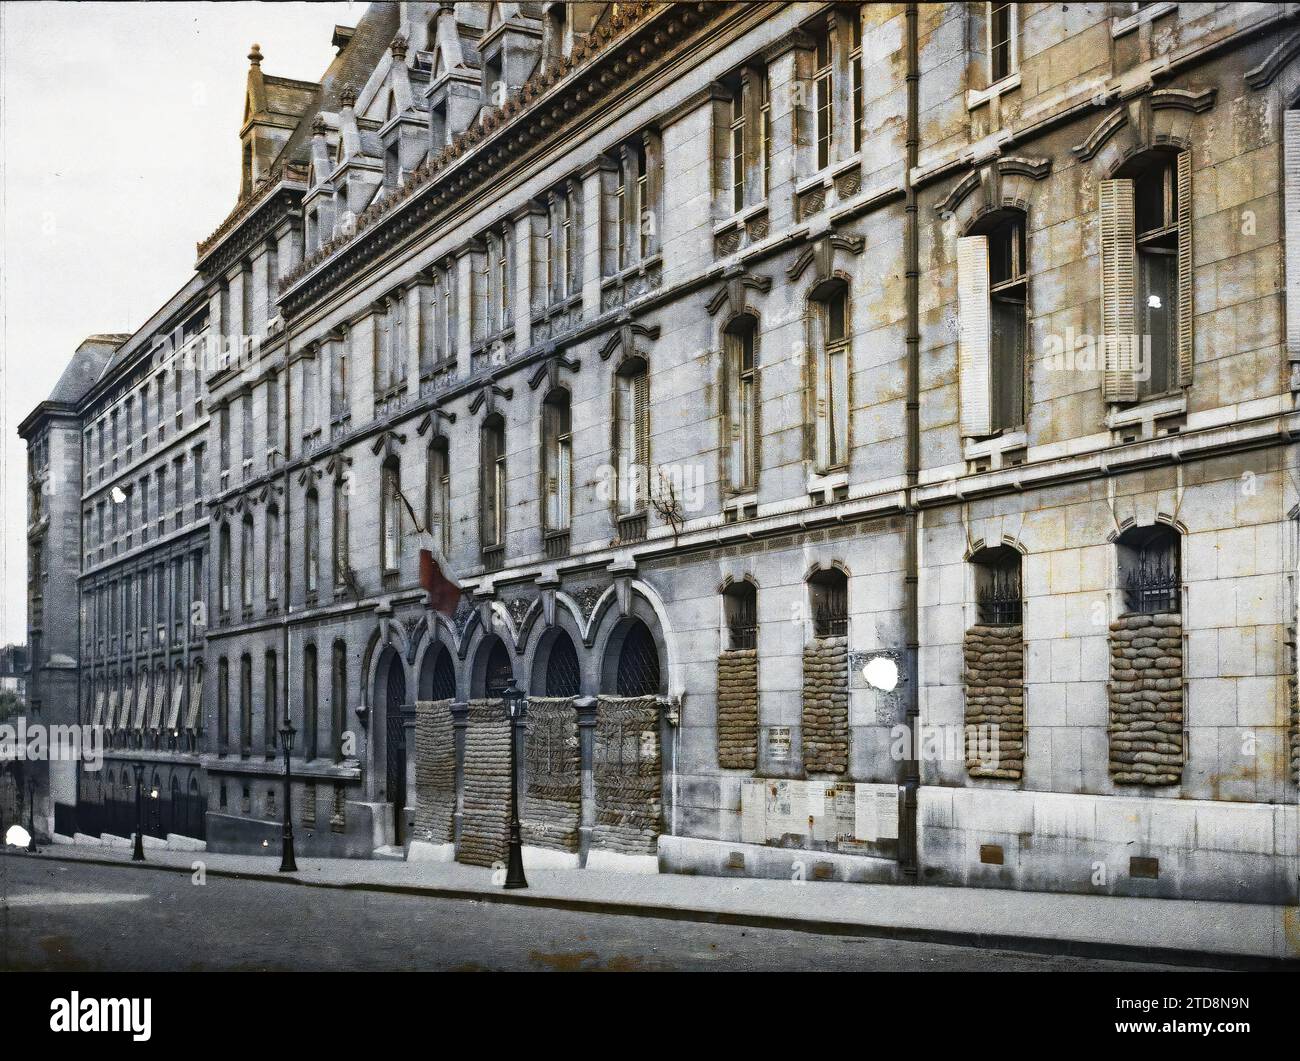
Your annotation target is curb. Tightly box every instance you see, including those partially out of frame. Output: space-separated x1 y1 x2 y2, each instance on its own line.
5 849 1294 970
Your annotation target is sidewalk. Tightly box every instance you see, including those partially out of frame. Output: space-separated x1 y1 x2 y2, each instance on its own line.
7 839 1298 967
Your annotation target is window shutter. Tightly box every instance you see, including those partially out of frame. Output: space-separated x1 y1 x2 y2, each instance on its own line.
1285 111 1300 363
634 371 650 504
957 234 993 436
1099 178 1138 402
1175 151 1193 386
727 347 744 488
543 404 559 527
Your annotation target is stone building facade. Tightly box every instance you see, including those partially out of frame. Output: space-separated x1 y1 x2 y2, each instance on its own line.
22 2 1300 903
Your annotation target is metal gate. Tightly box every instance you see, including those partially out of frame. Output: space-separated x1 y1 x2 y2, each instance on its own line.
385 660 407 845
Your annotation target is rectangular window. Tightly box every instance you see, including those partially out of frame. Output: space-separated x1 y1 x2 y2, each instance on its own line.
217 657 229 754
990 3 1015 84
333 479 350 588
382 463 402 572
850 14 863 152
730 82 745 214
303 644 318 761
815 28 833 171
264 651 278 756
240 655 252 757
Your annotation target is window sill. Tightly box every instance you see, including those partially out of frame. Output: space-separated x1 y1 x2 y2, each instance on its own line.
1112 1 1176 38
966 71 1021 111
1105 391 1187 430
962 429 1028 461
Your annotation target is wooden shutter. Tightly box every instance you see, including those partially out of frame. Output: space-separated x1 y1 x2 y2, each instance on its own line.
543 403 559 527
187 667 204 731
1099 178 1138 402
957 235 993 435
634 371 650 504
1285 111 1300 363
168 670 184 730
727 341 744 488
1175 151 1193 386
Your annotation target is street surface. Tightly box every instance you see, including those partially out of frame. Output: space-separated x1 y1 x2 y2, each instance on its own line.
0 854 1188 971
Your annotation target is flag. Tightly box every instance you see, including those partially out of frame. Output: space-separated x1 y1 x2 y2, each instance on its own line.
420 548 461 617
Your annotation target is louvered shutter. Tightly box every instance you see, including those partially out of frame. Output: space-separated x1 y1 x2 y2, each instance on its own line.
633 371 650 506
134 673 148 729
167 670 184 731
186 667 203 731
957 235 993 436
480 429 495 546
107 689 119 730
1285 111 1300 362
543 402 559 527
1175 151 1193 386
120 685 133 732
92 688 105 728
727 342 744 487
150 671 167 731
1099 179 1138 402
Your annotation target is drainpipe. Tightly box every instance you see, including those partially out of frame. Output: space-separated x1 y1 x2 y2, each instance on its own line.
899 3 921 881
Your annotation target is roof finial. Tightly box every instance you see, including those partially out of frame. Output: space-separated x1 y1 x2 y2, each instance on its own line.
339 85 357 109
390 34 408 62
248 42 263 66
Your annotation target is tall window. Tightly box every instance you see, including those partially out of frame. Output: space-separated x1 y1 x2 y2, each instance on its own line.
219 403 231 472
265 505 281 603
1135 155 1179 397
303 643 318 761
218 523 231 614
542 391 572 532
381 459 402 572
239 654 252 757
724 580 758 651
615 364 650 515
264 650 278 756
426 439 451 556
989 214 1027 430
809 567 848 638
305 488 320 594
813 283 850 470
333 475 351 587
850 13 863 151
1119 525 1181 615
240 514 254 607
972 545 1022 625
217 656 229 754
730 79 746 214
814 25 833 171
989 3 1016 84
266 373 280 458
331 641 347 762
480 417 507 549
725 318 758 492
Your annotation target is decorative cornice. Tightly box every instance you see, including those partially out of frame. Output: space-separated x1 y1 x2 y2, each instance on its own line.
598 316 661 361
1245 32 1300 89
705 267 772 316
785 234 864 283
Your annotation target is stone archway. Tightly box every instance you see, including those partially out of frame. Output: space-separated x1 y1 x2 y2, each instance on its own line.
373 645 408 845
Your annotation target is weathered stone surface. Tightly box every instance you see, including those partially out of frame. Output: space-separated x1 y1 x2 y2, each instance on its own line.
717 649 758 770
1109 614 1184 786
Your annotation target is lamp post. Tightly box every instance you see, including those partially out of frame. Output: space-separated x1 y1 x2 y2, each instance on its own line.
279 717 297 872
501 677 528 890
131 765 145 861
26 775 38 853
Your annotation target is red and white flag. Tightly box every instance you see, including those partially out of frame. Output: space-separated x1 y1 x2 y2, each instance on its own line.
419 548 462 617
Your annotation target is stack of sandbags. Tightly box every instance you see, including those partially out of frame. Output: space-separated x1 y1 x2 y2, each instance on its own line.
456 699 512 867
717 649 758 769
1108 613 1183 786
522 696 580 852
414 699 456 844
802 636 848 774
592 696 661 855
1287 623 1299 787
963 624 1024 779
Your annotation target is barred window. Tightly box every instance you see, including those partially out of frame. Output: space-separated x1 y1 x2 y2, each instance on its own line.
972 545 1022 625
1119 525 1181 615
809 567 848 638
724 580 758 651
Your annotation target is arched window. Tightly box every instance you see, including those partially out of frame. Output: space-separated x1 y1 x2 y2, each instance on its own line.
958 210 1026 435
544 630 581 697
265 504 281 603
542 390 572 533
971 545 1022 625
615 620 661 696
724 317 758 492
303 643 319 760
480 416 507 552
724 580 758 650
240 514 254 608
811 281 849 471
218 522 231 614
1118 525 1181 615
264 650 278 756
331 640 348 761
808 567 848 638
305 488 320 595
333 473 350 588
614 361 649 515
426 437 451 556
484 638 512 699
381 458 402 573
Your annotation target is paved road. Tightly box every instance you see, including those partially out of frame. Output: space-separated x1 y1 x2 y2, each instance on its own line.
0 854 1186 971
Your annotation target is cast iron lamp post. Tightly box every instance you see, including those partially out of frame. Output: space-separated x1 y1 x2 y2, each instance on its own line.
131 764 145 861
279 717 297 872
26 775 38 853
501 677 528 890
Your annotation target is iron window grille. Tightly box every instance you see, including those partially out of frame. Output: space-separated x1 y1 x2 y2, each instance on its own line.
976 563 1023 625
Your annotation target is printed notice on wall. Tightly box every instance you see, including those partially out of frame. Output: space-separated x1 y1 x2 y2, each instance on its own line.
853 783 900 841
766 726 792 762
741 779 864 847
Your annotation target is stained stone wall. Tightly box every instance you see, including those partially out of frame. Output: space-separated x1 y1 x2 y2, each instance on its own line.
1108 614 1184 786
413 699 455 845
1288 624 1299 787
717 650 758 770
963 624 1024 780
592 696 661 856
802 636 848 774
522 696 580 852
457 699 511 867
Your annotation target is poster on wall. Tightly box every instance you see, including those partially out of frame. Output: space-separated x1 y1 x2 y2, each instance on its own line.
740 779 897 849
853 783 900 841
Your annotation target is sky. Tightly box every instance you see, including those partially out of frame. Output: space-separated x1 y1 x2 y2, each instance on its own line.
0 1 362 646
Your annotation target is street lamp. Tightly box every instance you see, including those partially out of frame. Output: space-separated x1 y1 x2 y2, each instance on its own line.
131 764 145 862
26 776 38 854
279 716 297 873
501 677 528 890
